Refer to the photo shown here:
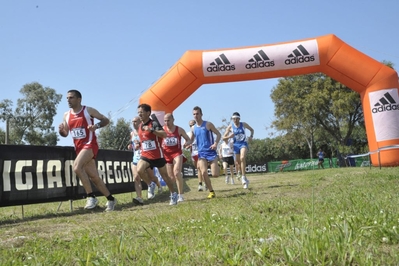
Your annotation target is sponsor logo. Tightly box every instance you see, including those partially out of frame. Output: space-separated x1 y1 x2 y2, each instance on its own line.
276 161 291 171
245 50 275 69
206 53 236 73
372 92 399 113
294 160 318 170
2 159 133 191
285 44 315 65
245 164 267 173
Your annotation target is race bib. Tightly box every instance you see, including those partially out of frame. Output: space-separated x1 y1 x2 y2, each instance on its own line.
142 140 156 151
235 133 246 141
164 137 178 146
71 127 86 139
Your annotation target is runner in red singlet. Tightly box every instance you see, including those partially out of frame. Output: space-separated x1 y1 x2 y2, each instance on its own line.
162 113 191 202
58 90 117 211
136 103 179 205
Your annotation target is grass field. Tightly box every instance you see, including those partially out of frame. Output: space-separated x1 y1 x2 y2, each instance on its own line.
1 167 399 265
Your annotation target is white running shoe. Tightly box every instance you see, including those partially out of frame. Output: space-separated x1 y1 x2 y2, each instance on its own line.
242 176 249 189
84 197 99 210
148 182 156 199
225 176 229 184
198 185 203 191
177 194 184 202
105 198 117 212
169 192 178 205
133 197 144 206
236 171 242 181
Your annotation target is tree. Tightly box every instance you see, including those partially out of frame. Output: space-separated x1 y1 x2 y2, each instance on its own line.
97 117 131 150
270 74 366 157
0 82 62 145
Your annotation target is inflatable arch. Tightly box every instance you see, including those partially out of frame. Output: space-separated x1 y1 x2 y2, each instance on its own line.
139 34 399 167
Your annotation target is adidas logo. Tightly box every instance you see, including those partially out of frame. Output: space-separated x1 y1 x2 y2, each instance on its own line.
245 50 275 69
285 44 315 65
206 54 236 73
372 92 399 113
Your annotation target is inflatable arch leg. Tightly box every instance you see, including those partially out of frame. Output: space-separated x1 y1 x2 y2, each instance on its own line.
140 34 399 167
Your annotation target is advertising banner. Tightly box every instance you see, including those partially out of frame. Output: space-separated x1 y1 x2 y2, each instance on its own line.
0 145 146 207
268 157 369 172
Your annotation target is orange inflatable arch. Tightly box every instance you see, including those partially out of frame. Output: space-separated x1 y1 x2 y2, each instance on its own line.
140 34 399 167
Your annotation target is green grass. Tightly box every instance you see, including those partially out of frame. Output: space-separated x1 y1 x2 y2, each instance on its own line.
1 167 399 265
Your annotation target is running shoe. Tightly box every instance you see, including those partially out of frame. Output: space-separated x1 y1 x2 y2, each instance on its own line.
133 197 144 206
242 176 249 189
84 197 98 210
207 191 216 199
177 194 184 202
236 171 242 181
148 182 156 199
105 198 117 212
170 192 178 205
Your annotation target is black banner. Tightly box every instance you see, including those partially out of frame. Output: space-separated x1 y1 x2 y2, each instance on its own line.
0 145 148 207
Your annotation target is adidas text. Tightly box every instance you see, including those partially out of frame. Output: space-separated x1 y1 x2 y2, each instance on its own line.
372 104 399 113
245 164 267 173
206 65 236 73
245 61 275 69
285 55 315 65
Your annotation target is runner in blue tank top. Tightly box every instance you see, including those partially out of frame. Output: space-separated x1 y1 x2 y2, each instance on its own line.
190 106 221 199
223 112 254 189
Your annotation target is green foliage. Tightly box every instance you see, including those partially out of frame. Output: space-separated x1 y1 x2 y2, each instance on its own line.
247 138 271 163
182 149 193 165
0 82 62 145
270 74 366 159
97 117 132 150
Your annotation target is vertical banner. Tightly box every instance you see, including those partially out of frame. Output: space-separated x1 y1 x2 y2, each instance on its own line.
369 89 399 141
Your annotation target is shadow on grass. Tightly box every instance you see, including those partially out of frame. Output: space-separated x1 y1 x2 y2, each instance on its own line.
267 184 299 189
0 195 170 226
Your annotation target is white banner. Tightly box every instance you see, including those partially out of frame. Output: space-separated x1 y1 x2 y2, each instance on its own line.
202 39 320 77
369 88 399 141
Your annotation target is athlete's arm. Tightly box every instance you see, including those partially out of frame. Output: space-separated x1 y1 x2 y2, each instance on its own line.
179 127 192 148
58 112 69 137
218 144 223 158
243 122 254 140
189 127 195 142
223 125 233 140
87 106 110 132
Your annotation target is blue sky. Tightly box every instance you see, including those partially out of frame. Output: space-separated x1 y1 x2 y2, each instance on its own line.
1 1 398 147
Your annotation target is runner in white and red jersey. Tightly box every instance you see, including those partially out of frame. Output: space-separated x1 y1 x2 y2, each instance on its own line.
162 113 191 202
58 89 117 211
66 105 99 156
136 103 179 205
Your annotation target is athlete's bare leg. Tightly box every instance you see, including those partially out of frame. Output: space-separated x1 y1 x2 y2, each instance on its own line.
132 164 142 198
197 158 214 191
74 149 111 197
